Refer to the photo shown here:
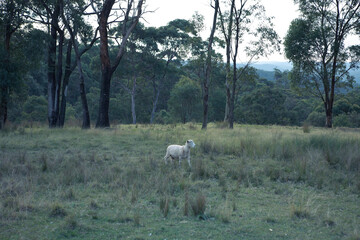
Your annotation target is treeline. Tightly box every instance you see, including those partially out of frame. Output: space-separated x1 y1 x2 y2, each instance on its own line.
6 30 360 128
1 0 360 129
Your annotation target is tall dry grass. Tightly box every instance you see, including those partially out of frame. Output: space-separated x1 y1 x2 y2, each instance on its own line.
1 123 359 239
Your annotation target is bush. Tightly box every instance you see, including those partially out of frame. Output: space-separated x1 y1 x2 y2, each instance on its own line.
65 104 77 122
168 76 202 124
155 110 172 124
21 95 47 123
306 111 325 127
334 114 352 127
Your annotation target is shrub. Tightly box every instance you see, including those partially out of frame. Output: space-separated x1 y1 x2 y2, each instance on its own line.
306 111 325 127
168 76 202 123
154 110 172 124
334 114 352 127
21 96 47 123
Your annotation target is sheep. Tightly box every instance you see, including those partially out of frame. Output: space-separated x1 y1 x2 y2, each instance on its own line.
164 140 195 167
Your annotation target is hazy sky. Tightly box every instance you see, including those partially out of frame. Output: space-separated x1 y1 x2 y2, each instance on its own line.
142 0 300 62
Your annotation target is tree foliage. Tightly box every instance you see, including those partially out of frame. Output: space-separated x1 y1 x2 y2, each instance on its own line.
284 0 360 128
2 1 360 130
168 76 202 123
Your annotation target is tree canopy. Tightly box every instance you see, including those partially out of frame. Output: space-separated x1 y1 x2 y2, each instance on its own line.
1 0 360 130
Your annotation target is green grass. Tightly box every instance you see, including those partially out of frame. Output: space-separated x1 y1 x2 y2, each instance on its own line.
1 123 360 239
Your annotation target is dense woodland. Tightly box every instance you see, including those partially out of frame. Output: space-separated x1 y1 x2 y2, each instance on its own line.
1 0 360 129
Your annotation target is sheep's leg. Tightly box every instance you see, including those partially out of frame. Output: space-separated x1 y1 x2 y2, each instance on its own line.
187 156 191 168
179 156 182 167
164 153 169 164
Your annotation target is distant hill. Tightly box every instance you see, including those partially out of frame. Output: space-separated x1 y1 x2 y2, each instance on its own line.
250 61 293 72
349 68 360 84
256 69 276 81
245 61 360 83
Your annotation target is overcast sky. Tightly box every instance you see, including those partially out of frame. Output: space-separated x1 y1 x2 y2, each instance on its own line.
142 0 300 62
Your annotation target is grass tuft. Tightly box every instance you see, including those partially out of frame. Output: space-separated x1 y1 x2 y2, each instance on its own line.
190 193 206 217
191 158 207 180
303 122 311 133
133 212 141 227
289 192 318 220
159 196 170 218
40 153 48 172
64 188 76 200
184 191 189 216
64 215 78 230
216 199 233 223
50 203 67 218
90 200 99 210
1 124 360 239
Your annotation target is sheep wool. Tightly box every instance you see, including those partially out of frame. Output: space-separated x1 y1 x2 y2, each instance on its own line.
164 140 195 167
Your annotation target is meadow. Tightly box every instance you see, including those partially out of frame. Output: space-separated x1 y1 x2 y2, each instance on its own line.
0 123 359 240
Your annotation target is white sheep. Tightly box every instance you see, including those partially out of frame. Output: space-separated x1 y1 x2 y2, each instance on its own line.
164 140 195 167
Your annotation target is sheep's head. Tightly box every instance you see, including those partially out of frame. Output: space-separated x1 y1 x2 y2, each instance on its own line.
186 140 195 148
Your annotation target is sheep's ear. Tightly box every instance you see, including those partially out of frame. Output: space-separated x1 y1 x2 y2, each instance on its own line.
187 140 190 143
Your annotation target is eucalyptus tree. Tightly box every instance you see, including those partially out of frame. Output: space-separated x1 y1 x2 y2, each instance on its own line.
152 19 200 123
114 42 143 125
202 0 219 130
284 0 360 128
29 0 98 128
0 0 28 129
92 0 144 128
218 0 280 128
60 0 98 129
28 0 65 127
124 19 200 124
168 76 202 124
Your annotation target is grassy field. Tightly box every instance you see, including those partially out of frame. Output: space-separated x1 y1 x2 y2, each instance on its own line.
1 123 360 239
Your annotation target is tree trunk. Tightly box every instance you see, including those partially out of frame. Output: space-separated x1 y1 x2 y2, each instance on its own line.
0 26 12 129
202 0 219 130
66 25 91 129
150 82 160 124
326 109 332 128
228 62 237 129
96 0 114 128
76 52 91 129
219 0 234 123
131 80 136 124
119 76 137 124
47 4 60 128
96 68 112 128
54 30 64 125
224 50 232 122
58 40 72 127
228 0 243 129
79 74 91 129
96 0 143 128
150 55 172 124
60 0 99 129
47 22 57 127
0 93 7 130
